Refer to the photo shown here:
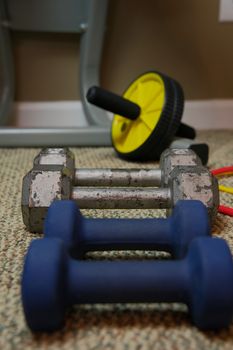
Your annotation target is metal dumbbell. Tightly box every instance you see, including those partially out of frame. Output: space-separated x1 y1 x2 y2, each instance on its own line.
22 149 219 233
32 147 202 187
45 200 210 259
22 237 233 331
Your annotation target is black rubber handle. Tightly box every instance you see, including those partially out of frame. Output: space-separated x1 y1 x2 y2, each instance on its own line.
86 86 141 120
176 123 196 139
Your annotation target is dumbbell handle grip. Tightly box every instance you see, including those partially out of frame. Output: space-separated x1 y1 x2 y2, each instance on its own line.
74 218 172 253
86 86 141 120
74 168 162 187
68 259 189 304
71 187 171 209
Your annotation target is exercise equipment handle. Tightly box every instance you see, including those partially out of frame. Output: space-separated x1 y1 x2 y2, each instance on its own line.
77 217 173 253
68 259 188 304
86 86 141 120
176 122 196 139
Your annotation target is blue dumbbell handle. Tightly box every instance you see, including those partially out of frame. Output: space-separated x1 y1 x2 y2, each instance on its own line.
67 259 189 305
78 218 172 253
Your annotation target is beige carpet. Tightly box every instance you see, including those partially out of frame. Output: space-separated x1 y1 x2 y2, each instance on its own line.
0 130 233 350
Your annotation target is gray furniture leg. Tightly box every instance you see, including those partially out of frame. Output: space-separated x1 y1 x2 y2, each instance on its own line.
0 0 111 146
80 0 111 127
0 127 111 146
0 0 14 125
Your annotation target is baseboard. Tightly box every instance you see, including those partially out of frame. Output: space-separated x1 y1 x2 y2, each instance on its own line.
11 99 233 129
10 101 88 127
182 100 233 129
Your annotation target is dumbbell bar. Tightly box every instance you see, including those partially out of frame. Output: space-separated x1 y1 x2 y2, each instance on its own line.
22 237 233 331
45 200 210 259
70 168 162 187
72 186 170 208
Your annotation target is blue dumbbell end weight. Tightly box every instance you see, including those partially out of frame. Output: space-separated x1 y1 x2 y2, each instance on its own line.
22 239 67 331
188 237 233 329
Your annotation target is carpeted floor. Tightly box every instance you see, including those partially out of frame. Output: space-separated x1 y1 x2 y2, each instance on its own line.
0 130 233 350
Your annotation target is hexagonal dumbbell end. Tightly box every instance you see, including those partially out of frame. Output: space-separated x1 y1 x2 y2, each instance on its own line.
160 148 202 186
33 148 75 182
170 165 219 221
21 165 72 233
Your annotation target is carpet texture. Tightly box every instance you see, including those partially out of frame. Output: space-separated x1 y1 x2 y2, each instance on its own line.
0 130 233 349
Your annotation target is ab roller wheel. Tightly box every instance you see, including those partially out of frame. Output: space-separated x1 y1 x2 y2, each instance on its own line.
112 72 180 160
87 71 196 161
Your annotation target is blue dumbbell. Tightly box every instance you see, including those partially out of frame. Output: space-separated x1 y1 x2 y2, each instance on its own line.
44 200 210 259
22 237 233 331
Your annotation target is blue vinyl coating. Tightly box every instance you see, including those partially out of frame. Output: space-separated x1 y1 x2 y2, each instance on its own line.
44 200 210 258
22 237 233 331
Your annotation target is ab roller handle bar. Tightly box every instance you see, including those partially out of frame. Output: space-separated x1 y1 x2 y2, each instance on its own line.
87 85 195 138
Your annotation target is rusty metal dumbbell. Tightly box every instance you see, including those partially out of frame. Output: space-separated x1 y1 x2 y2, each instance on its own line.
21 148 219 233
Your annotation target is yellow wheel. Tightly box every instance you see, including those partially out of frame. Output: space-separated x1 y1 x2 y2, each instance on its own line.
112 71 179 160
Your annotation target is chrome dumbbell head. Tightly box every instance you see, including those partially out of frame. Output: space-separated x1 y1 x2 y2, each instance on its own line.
33 148 75 180
169 165 219 221
160 148 202 186
22 165 72 232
